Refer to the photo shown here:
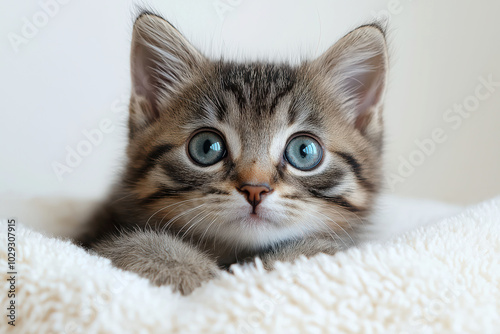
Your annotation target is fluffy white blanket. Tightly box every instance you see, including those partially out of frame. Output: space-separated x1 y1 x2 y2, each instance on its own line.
1 195 499 333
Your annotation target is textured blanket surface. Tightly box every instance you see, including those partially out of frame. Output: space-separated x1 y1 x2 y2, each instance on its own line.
0 196 499 334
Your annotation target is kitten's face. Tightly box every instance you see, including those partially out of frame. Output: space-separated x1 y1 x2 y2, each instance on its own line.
120 13 387 252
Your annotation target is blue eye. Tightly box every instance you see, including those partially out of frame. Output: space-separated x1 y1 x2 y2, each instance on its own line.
285 135 323 170
188 131 226 166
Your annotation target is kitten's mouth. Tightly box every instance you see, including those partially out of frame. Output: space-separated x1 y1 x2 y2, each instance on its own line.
247 204 264 216
249 212 262 221
244 209 270 224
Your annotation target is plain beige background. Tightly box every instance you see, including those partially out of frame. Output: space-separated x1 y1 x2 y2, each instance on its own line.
1 0 499 204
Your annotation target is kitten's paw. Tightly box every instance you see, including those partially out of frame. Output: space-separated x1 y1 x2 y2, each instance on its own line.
93 230 220 295
144 256 219 295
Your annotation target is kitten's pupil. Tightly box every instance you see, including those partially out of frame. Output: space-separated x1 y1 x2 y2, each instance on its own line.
299 144 307 158
203 140 211 154
301 143 318 158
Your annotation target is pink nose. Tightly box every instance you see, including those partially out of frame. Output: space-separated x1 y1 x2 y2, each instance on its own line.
238 184 272 211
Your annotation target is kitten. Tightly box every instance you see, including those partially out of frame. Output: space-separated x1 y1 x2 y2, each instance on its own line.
76 12 388 295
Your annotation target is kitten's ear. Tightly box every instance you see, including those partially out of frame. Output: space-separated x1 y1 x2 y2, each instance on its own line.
130 13 207 131
312 25 388 142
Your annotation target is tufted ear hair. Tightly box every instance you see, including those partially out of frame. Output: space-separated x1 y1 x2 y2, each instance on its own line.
129 12 207 132
312 24 388 143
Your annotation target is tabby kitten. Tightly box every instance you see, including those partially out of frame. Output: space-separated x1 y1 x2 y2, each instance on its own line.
77 12 388 295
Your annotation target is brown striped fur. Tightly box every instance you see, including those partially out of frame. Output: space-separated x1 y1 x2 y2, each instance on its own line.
76 12 388 294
